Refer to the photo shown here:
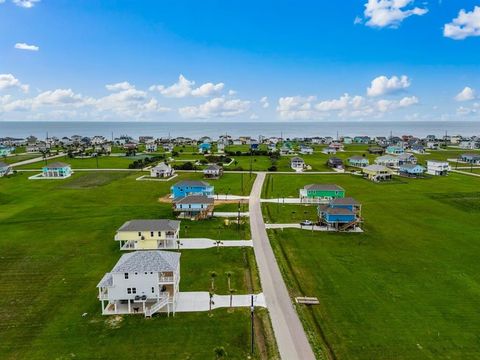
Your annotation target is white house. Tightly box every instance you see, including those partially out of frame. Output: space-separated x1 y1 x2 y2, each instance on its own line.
0 162 12 177
426 160 450 176
97 251 180 317
291 157 305 172
150 163 174 178
145 143 158 152
114 219 181 250
426 141 440 150
375 155 399 168
203 164 223 179
299 146 313 155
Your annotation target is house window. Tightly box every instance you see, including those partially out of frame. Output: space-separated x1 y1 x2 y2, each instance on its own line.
158 231 161 237
132 288 136 294
150 231 154 237
124 273 129 279
138 232 141 237
127 288 132 294
151 287 155 293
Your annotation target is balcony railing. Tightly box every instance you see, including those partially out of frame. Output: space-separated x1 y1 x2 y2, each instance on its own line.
159 275 174 283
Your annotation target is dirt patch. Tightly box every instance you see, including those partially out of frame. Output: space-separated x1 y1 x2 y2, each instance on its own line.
158 195 172 203
214 199 248 205
105 315 124 329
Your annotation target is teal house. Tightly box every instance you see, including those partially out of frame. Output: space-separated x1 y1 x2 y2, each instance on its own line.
299 184 345 203
399 164 425 177
198 142 212 153
171 180 214 199
42 162 72 178
347 156 369 167
386 145 404 155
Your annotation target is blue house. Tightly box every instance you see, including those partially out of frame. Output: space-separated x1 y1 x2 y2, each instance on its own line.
173 195 214 219
171 180 214 199
250 141 259 151
460 153 480 164
399 164 425 177
318 197 361 231
198 142 212 153
41 162 72 178
386 145 404 155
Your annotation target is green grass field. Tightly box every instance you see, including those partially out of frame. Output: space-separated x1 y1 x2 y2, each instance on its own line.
263 173 480 359
0 172 277 359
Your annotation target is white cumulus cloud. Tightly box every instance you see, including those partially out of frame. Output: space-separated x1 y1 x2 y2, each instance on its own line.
455 87 476 101
12 0 40 8
14 42 39 51
0 74 29 93
260 96 269 108
191 82 224 97
150 74 225 98
363 0 428 28
444 6 480 40
179 97 250 119
105 81 135 92
367 75 411 97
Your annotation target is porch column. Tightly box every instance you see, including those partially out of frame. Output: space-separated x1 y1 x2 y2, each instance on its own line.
128 299 131 313
142 301 145 314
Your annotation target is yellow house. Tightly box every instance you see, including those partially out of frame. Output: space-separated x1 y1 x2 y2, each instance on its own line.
362 165 393 182
115 219 181 250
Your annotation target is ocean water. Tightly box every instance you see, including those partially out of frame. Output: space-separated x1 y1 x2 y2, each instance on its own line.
1 121 479 139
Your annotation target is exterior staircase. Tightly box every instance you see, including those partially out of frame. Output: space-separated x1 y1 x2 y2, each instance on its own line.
144 294 169 318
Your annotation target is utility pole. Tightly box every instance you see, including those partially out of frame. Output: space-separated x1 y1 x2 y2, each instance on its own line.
250 295 255 355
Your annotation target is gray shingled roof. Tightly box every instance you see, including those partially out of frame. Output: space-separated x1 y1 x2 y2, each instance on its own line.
364 165 389 171
118 219 180 232
291 157 304 162
174 195 214 204
97 273 113 287
112 250 180 273
323 207 354 215
174 180 211 187
204 164 222 171
152 163 171 170
0 162 9 168
304 184 344 191
348 156 368 161
45 162 70 168
330 197 360 206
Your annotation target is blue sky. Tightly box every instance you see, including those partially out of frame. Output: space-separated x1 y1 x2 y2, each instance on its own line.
0 0 479 121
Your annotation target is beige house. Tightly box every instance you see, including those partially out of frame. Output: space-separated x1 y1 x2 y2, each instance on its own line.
115 219 181 250
362 165 393 182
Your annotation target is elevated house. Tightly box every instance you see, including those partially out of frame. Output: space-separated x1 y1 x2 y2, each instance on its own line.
171 180 214 199
329 142 344 151
163 143 174 153
459 140 478 150
322 146 337 155
426 141 440 150
347 156 369 168
145 143 158 152
342 136 353 144
375 155 399 168
97 250 180 317
198 142 211 154
0 146 14 157
318 197 362 231
386 145 404 155
354 136 370 144
397 153 417 166
173 195 214 219
410 144 425 154
0 162 12 177
291 157 306 172
362 165 393 182
150 163 175 178
299 184 345 203
203 164 223 179
368 147 384 155
459 153 480 164
327 157 343 169
399 164 425 177
426 160 450 176
299 145 313 155
115 219 181 250
40 162 72 179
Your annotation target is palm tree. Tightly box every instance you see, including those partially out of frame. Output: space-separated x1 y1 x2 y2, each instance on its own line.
213 346 227 359
215 240 223 253
210 271 217 292
225 271 233 291
176 240 182 251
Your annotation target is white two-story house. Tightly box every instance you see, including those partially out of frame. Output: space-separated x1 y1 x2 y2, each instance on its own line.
97 250 181 317
115 219 181 250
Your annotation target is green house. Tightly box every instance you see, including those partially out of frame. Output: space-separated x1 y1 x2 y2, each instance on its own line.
299 184 345 203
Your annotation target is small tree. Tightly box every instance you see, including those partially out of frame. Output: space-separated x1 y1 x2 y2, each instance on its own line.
210 271 217 292
215 240 223 253
209 291 214 316
213 346 227 359
225 271 233 290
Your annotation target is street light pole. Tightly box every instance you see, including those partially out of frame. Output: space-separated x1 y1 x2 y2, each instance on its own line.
250 295 254 355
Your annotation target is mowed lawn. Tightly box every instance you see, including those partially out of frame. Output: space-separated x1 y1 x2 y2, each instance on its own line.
263 173 480 359
0 172 276 359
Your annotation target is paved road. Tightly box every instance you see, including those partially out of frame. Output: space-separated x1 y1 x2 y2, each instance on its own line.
249 172 316 360
10 153 65 167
